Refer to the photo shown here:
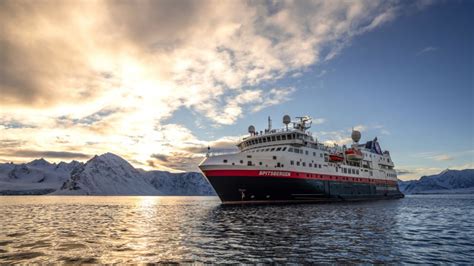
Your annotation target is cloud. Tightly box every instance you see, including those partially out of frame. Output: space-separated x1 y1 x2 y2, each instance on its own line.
318 130 354 146
316 70 328 78
0 150 90 159
417 46 438 55
313 118 326 125
413 150 474 163
353 125 367 132
0 0 432 169
432 154 454 161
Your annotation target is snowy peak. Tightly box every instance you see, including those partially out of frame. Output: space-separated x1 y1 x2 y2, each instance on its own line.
399 169 474 194
86 153 136 171
59 153 157 195
55 160 83 172
82 153 141 180
27 158 52 168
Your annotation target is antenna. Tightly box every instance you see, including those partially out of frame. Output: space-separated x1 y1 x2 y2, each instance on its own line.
295 116 312 131
268 116 272 131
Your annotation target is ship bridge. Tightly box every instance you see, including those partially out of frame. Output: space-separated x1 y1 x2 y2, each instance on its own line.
237 116 316 151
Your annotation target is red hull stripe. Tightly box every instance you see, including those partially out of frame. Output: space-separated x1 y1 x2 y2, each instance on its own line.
203 169 398 186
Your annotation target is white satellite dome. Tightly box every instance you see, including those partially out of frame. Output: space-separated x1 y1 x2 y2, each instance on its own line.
351 130 361 143
248 125 256 134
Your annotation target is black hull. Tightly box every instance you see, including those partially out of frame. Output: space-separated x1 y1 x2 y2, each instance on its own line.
205 175 404 204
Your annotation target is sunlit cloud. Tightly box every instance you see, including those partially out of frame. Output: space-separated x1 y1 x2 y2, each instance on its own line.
0 0 429 170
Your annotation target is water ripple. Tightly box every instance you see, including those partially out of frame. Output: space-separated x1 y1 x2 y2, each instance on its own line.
0 195 473 263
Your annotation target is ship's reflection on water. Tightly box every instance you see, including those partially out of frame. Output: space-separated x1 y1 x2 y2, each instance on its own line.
0 195 473 263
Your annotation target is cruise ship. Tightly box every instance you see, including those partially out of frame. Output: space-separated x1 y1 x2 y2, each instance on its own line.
199 115 404 204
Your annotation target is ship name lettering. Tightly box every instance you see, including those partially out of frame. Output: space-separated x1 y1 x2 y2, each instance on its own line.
258 171 291 177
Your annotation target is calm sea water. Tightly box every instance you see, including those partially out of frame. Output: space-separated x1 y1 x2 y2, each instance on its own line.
0 195 473 263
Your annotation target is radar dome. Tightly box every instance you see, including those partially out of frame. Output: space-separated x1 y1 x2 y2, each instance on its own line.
351 130 361 143
248 125 256 134
283 115 291 125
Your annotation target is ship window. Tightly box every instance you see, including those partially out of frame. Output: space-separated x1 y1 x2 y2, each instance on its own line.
343 168 346 173
247 155 252 158
305 150 308 155
258 138 262 143
296 161 300 166
223 159 228 163
247 161 252 166
282 147 287 151
276 147 281 151
302 162 306 167
265 148 270 151
232 163 235 165
273 156 277 160
319 164 322 168
271 136 276 141
292 134 296 139
320 153 323 158
287 134 292 140
300 150 303 154
314 164 317 168
313 152 316 156
356 170 359 175
262 138 267 143
271 148 275 151
282 135 287 140
294 148 299 153
240 160 243 164
259 162 262 165
336 168 338 172
288 148 293 152
290 160 294 165
309 163 312 167
276 162 281 167
276 135 281 141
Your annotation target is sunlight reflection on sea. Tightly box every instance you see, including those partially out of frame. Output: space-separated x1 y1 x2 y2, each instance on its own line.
0 195 473 263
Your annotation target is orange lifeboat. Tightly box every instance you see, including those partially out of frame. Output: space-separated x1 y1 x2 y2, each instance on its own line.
345 148 363 161
329 153 344 162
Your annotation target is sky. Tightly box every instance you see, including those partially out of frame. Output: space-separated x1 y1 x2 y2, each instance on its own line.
0 0 472 180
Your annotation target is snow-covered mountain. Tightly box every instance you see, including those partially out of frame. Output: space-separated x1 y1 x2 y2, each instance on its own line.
398 169 474 194
57 153 158 195
0 159 82 195
144 171 215 196
0 153 215 196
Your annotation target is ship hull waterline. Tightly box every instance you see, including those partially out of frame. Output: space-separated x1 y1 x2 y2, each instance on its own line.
202 172 404 205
